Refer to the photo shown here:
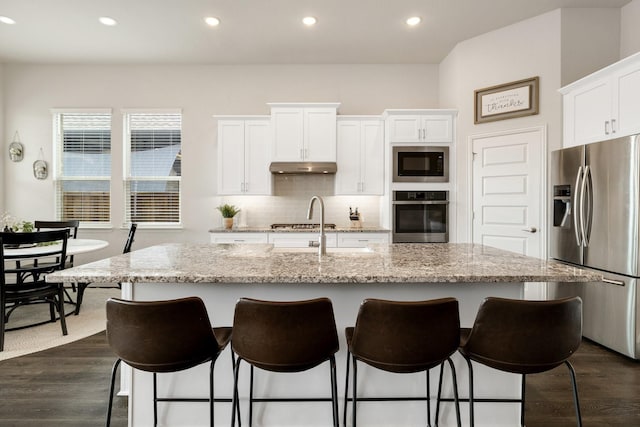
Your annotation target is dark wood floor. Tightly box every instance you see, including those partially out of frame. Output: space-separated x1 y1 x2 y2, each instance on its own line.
0 333 638 426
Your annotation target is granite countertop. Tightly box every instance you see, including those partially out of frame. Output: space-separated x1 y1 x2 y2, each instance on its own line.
47 243 601 285
208 227 390 233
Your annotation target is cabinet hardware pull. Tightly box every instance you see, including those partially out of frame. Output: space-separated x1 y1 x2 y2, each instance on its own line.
605 120 610 134
241 182 245 192
611 119 616 133
245 182 249 192
521 227 537 233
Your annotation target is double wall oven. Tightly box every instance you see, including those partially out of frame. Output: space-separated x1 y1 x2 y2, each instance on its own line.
392 191 449 243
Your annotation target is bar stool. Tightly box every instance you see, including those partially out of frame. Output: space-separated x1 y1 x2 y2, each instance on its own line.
105 297 235 427
230 297 339 427
344 298 462 427
455 296 583 427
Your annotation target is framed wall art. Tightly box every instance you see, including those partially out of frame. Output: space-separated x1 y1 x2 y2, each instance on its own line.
474 76 539 124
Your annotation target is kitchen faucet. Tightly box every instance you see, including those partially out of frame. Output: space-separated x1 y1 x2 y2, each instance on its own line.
306 195 326 257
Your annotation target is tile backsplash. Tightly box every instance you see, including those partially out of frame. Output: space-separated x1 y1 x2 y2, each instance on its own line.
216 175 383 228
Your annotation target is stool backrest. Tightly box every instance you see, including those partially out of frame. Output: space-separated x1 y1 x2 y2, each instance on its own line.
351 298 460 373
106 297 221 373
232 297 339 372
464 296 582 373
35 220 79 239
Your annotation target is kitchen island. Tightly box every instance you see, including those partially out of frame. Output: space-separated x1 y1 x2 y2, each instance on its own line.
48 243 599 427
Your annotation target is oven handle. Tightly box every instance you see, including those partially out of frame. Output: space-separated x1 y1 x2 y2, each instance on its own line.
392 201 449 205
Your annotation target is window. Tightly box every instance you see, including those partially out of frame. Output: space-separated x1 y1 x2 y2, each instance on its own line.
124 111 182 226
53 110 112 225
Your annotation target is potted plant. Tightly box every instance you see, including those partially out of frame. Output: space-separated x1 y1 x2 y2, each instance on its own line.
216 204 240 229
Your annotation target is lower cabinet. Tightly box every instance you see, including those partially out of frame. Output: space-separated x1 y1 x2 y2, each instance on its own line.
209 233 269 244
337 232 390 247
269 232 338 248
210 231 389 247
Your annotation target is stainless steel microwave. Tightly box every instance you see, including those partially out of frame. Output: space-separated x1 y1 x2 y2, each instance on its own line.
392 146 449 183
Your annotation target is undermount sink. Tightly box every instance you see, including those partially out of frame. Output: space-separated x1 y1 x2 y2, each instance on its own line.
272 247 373 254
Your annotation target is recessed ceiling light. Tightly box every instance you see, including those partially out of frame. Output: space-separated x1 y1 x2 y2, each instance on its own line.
98 16 118 26
204 16 220 27
302 16 317 26
0 16 16 25
406 16 421 26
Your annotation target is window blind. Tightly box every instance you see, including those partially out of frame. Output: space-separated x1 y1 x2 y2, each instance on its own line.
54 112 111 223
124 113 182 225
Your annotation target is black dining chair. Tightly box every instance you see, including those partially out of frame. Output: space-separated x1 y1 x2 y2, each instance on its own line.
0 230 70 351
75 223 137 315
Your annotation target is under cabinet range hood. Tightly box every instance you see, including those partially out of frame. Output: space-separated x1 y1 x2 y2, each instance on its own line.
269 162 337 174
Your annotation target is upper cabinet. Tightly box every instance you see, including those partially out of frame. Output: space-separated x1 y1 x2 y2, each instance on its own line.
560 52 640 147
216 117 272 195
335 117 384 195
385 111 454 143
268 103 340 161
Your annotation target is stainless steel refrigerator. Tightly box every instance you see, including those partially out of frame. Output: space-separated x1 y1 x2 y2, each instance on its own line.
551 134 640 359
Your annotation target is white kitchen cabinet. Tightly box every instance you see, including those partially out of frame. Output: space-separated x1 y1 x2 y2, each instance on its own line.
386 113 453 143
269 103 340 162
337 232 389 247
209 232 269 244
216 117 271 195
561 52 640 147
269 232 338 248
335 117 384 195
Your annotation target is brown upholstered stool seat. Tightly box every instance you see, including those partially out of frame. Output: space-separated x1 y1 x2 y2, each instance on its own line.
231 297 340 427
105 297 235 427
455 296 583 427
344 297 462 427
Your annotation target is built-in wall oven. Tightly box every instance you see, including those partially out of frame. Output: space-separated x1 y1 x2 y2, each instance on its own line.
392 146 449 182
392 191 449 243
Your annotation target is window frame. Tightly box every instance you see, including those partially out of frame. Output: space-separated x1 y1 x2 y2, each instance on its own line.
51 108 113 229
122 109 183 229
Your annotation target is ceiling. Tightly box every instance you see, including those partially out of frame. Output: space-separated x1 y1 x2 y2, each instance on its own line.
0 0 631 65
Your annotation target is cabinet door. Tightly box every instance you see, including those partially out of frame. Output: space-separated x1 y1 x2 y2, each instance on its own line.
304 108 337 161
271 108 304 161
210 232 269 243
337 232 390 247
387 116 422 142
244 120 272 195
360 120 384 195
614 64 640 137
567 78 613 145
335 121 362 194
217 120 246 195
422 115 453 142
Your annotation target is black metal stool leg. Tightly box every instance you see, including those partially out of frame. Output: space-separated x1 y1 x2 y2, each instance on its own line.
466 357 475 427
231 357 242 427
153 372 158 427
521 374 526 427
435 362 445 426
446 357 462 427
352 355 358 427
249 365 254 427
210 360 215 427
330 356 339 427
426 369 432 427
565 361 583 427
343 350 351 427
230 351 241 427
105 358 122 427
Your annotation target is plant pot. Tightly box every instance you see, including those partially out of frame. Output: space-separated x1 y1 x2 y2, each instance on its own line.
223 218 234 229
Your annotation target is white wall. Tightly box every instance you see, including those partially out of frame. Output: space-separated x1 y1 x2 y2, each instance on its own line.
560 8 620 86
0 64 4 214
439 10 563 243
1 64 438 259
621 0 640 58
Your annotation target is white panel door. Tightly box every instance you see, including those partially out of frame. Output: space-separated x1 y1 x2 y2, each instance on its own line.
217 120 245 194
304 108 337 161
360 120 384 194
472 127 545 298
336 120 361 194
244 120 272 195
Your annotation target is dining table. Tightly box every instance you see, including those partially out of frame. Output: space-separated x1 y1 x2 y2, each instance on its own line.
2 238 109 257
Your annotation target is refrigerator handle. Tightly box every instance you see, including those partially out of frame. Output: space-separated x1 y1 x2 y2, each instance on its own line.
573 166 583 246
584 166 594 246
580 165 590 247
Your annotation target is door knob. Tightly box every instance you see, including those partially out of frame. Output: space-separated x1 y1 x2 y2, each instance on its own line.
522 227 537 233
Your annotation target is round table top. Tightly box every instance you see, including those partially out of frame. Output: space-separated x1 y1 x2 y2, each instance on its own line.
3 238 109 257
